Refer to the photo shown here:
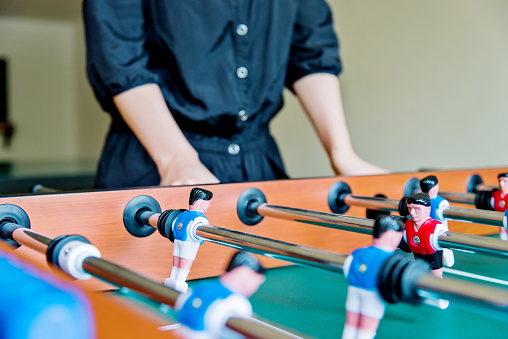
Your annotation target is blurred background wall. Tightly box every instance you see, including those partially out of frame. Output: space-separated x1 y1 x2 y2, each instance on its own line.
0 0 506 181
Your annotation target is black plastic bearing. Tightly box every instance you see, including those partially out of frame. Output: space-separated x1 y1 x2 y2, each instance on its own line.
237 188 267 226
377 253 430 305
467 174 483 193
0 204 31 248
157 209 186 243
123 195 161 238
403 177 421 197
46 234 91 267
377 254 405 303
399 258 431 305
475 190 495 210
328 181 352 214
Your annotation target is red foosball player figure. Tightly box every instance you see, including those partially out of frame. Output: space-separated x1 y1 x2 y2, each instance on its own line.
402 192 448 278
419 175 454 266
164 187 213 293
342 215 404 339
173 251 266 339
491 173 508 241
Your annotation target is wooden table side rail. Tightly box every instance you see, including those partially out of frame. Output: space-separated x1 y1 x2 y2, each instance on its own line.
0 166 506 290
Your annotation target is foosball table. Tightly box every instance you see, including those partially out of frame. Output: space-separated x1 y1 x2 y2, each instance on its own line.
1 166 507 338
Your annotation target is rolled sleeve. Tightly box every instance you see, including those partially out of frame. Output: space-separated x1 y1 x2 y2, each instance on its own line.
285 0 342 89
83 0 159 111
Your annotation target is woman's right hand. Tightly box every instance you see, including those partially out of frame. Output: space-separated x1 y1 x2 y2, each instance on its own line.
156 155 220 186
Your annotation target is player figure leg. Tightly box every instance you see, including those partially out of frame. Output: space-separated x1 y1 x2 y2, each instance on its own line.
343 286 383 339
165 240 201 293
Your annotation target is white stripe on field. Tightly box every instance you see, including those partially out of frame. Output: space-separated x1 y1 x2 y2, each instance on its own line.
158 323 180 331
444 268 508 286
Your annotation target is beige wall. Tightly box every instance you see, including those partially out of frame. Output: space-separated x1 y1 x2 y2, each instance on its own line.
0 17 78 161
0 15 108 164
273 0 508 178
0 1 507 179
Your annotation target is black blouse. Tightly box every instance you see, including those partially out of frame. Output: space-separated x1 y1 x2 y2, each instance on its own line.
83 0 342 137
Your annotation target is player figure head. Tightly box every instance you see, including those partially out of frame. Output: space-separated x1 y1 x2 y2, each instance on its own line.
189 187 213 213
221 251 266 297
420 175 439 199
406 192 431 227
498 173 508 195
372 215 404 251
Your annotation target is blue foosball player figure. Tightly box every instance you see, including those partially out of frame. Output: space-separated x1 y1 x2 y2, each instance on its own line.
164 187 213 293
0 249 96 339
419 175 454 266
419 175 449 224
174 251 266 339
342 215 404 339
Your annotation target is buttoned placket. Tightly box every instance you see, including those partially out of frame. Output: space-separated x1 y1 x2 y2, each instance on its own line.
230 5 250 156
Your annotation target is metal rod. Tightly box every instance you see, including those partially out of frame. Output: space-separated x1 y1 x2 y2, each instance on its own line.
11 228 51 253
4 226 306 339
344 195 400 212
8 228 182 308
442 206 504 226
440 181 497 205
31 184 61 194
196 225 346 273
417 274 508 312
146 209 508 314
238 203 508 312
82 257 180 306
227 317 307 339
476 184 497 192
439 191 476 205
146 212 346 273
257 204 374 235
438 233 508 257
252 203 508 259
84 253 308 339
343 194 505 228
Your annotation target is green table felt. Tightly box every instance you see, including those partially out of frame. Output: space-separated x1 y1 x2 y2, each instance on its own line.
114 248 508 339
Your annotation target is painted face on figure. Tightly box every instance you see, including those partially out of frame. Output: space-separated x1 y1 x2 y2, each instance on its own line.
241 270 266 297
191 199 212 213
407 203 430 225
228 266 266 297
499 177 508 195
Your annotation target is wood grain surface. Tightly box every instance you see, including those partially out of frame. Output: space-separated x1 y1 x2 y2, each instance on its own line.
1 167 506 291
